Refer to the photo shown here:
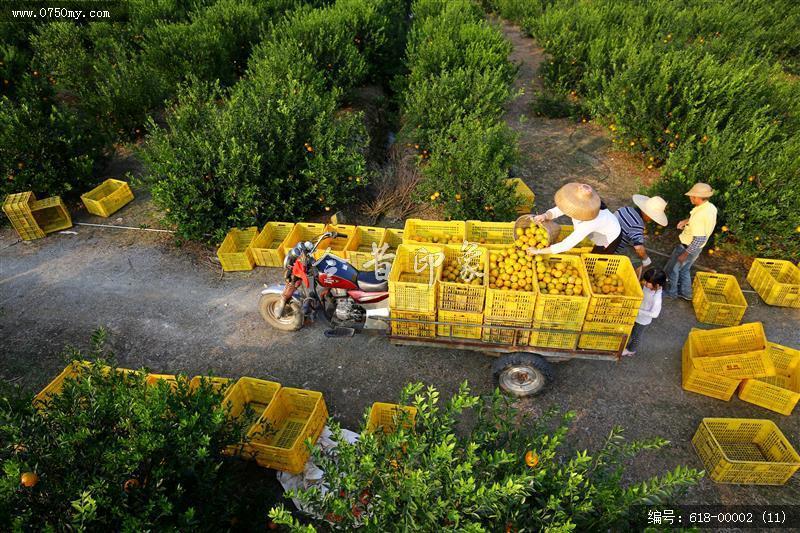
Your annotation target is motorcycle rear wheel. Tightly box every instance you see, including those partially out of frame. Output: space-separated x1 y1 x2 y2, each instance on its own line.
259 294 303 331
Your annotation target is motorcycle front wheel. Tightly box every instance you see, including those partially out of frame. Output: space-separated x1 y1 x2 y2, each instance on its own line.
259 294 304 331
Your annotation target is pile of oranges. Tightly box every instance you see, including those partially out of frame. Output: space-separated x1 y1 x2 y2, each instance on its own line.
589 273 626 295
536 259 584 296
412 234 462 244
442 257 484 285
487 225 550 292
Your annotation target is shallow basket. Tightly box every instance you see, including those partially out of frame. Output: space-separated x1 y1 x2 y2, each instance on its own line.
437 309 484 339
747 259 800 308
465 220 515 249
3 191 46 240
246 388 328 474
217 227 258 272
346 226 387 270
531 254 590 328
280 222 326 257
582 254 643 325
738 343 800 415
366 402 417 434
556 225 594 255
314 224 357 260
81 178 134 217
578 321 633 352
221 377 281 423
692 273 747 326
250 222 295 267
402 219 465 246
682 338 741 400
438 244 488 313
687 323 773 379
692 418 800 485
390 310 437 338
507 178 535 215
388 244 443 313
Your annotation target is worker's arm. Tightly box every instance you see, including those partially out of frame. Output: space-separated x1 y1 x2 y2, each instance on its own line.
532 206 564 224
633 244 652 268
679 236 707 263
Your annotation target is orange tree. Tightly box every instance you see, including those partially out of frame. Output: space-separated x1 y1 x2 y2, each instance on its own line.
269 382 702 531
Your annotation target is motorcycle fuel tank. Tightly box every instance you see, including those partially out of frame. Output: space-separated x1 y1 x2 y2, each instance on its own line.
314 253 359 290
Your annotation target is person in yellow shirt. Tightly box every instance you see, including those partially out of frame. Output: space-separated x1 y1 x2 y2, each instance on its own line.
664 183 717 300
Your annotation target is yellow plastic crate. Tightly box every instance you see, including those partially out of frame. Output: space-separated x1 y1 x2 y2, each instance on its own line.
465 220 515 248
692 418 800 485
556 225 593 255
531 254 590 328
582 254 643 325
189 376 233 395
33 361 92 407
688 323 773 379
146 373 179 391
438 244 488 313
485 287 537 323
314 224 357 259
247 388 328 474
217 227 258 272
506 178 535 215
221 377 281 423
402 218 465 246
346 226 387 270
747 259 800 308
682 337 742 400
381 227 404 250
389 244 443 312
80 178 134 217
280 222 326 257
529 326 579 350
30 196 72 234
738 343 800 415
578 321 633 352
390 310 437 338
482 317 531 345
250 222 295 267
692 273 747 326
3 191 46 240
437 309 484 339
366 402 417 433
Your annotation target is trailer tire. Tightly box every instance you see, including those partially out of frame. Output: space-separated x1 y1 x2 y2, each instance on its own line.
492 353 553 397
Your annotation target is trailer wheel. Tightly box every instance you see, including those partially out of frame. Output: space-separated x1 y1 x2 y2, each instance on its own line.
492 353 553 397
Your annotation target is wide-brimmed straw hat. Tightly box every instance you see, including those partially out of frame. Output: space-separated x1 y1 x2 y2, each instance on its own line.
554 183 601 221
632 194 668 226
685 183 714 198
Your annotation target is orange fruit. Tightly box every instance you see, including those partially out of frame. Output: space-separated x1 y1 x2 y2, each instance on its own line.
20 472 38 488
525 451 539 467
124 478 140 493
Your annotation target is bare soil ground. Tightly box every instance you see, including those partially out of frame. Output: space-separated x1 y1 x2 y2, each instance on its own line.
1 20 799 513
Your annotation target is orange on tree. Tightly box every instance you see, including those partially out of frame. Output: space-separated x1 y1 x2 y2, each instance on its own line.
20 472 39 488
524 450 539 468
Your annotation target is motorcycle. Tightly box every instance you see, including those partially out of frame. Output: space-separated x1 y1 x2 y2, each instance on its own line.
258 231 390 337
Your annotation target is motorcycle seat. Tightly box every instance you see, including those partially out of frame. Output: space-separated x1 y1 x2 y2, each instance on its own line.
356 270 389 292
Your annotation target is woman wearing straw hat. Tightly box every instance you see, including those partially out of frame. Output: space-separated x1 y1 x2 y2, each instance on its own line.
664 183 717 300
614 195 669 277
527 183 622 256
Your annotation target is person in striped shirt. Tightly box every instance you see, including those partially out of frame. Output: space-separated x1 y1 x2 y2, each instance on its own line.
614 195 668 277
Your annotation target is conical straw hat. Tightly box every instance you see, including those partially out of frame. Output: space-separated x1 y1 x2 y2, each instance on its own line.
554 183 601 221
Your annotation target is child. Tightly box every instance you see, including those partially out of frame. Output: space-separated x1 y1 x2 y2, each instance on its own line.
622 268 666 356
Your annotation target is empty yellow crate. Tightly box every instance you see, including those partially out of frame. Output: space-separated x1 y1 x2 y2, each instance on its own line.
532 254 590 327
217 227 258 271
506 178 535 215
189 376 233 395
692 418 800 485
247 387 328 474
682 337 742 400
280 222 326 257
315 224 356 259
221 377 281 424
688 323 773 379
439 244 488 313
437 309 484 339
3 191 46 240
81 178 134 217
402 218 465 245
381 227 404 250
482 317 531 345
366 402 417 433
465 220 515 248
555 225 594 255
250 222 295 267
692 273 747 326
346 226 387 270
30 196 72 234
146 373 179 391
739 343 800 415
578 321 633 352
390 310 437 338
582 254 643 325
33 361 92 407
529 322 579 350
389 244 443 312
485 287 537 323
747 259 800 308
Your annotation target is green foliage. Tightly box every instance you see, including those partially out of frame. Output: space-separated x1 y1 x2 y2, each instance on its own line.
418 118 520 221
487 0 800 257
269 382 702 531
0 334 279 531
